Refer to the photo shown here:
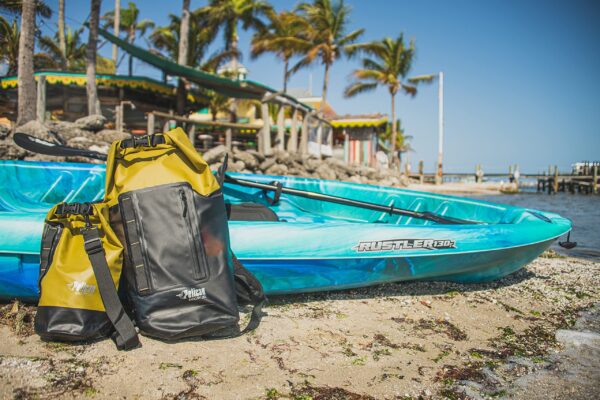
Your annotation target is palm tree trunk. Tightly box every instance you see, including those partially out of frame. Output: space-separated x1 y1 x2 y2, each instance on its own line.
229 27 238 122
128 26 134 76
389 92 397 164
87 0 101 116
320 62 330 115
16 0 36 126
283 58 289 94
58 0 66 69
112 0 120 67
176 0 190 115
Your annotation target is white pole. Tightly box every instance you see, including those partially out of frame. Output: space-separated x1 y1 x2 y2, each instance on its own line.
436 71 444 184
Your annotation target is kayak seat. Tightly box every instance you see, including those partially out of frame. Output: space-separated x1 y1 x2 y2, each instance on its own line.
226 202 279 221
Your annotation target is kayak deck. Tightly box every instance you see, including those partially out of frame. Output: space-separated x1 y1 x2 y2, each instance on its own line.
0 160 571 299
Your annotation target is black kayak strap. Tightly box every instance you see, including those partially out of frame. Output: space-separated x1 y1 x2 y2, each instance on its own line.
233 254 267 335
82 228 140 350
206 254 267 339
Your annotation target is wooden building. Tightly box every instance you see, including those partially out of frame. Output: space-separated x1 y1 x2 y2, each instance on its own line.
0 71 205 131
330 114 388 166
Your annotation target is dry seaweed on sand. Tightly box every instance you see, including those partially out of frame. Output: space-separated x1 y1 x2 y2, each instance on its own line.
0 301 36 337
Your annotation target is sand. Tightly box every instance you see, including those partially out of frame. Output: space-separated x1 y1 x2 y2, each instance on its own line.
1 252 598 400
406 182 517 195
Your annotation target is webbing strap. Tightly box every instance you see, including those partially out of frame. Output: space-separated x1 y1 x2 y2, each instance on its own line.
232 254 267 335
119 196 150 293
39 224 60 283
82 228 140 350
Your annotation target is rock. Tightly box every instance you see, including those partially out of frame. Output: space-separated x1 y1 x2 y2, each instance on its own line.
259 158 276 171
304 158 321 173
227 160 246 172
325 157 354 175
265 164 288 175
74 114 107 131
233 149 258 169
46 121 89 141
96 129 129 143
272 149 291 164
202 145 229 164
246 150 265 163
316 163 337 180
16 120 52 140
0 124 10 140
348 175 362 184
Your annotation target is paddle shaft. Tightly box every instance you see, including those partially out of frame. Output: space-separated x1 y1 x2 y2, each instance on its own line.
224 175 475 225
13 132 474 225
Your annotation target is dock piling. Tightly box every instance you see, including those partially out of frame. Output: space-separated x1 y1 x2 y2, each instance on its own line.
593 165 598 194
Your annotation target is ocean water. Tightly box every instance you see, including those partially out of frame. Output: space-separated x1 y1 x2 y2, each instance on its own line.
470 193 600 260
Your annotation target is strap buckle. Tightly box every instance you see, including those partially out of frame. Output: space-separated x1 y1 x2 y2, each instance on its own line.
83 229 104 255
57 202 93 216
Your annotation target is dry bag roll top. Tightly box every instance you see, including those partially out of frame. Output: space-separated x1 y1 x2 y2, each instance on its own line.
34 202 139 350
104 128 245 340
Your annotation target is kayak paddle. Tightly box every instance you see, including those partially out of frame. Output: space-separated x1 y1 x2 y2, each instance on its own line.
13 132 477 225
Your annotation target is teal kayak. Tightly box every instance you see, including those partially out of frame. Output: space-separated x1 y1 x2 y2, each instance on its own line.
0 160 571 300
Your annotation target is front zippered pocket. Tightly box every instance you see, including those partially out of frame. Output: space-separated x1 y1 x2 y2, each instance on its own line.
179 188 209 281
120 182 210 295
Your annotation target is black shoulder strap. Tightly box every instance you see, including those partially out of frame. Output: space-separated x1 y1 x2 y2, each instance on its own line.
232 253 267 334
83 228 140 350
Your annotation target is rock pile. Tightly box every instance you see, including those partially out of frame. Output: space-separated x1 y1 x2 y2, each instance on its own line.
0 115 128 162
204 145 408 187
0 121 407 187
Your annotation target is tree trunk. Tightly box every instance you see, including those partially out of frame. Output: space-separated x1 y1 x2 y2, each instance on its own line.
112 0 120 67
87 0 101 116
229 29 239 122
320 63 330 115
16 0 37 126
276 105 285 150
176 0 190 115
389 92 397 162
128 25 134 76
283 58 289 94
58 0 66 69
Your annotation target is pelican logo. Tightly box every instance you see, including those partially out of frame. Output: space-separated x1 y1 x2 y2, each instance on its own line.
353 238 456 252
176 287 207 301
68 281 96 295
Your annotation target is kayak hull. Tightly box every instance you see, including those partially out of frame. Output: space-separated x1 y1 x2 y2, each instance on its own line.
0 160 571 300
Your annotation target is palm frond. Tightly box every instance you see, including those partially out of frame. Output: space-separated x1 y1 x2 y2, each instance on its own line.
344 81 378 98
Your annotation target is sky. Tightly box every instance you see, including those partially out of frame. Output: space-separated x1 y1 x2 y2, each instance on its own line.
20 0 600 172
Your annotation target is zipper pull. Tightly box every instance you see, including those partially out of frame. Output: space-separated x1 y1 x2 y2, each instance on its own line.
180 190 188 218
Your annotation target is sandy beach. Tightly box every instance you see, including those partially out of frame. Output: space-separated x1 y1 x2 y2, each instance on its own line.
1 251 598 400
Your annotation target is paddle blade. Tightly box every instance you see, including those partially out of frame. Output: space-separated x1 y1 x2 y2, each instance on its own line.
13 132 108 161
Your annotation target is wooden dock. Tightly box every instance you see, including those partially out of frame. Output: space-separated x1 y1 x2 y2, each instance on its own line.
407 162 599 195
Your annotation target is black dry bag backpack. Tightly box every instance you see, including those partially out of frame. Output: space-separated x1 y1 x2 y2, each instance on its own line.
104 128 266 340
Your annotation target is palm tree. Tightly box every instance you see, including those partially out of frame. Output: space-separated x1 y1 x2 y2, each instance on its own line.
102 1 155 75
39 27 87 71
16 0 38 125
196 0 272 78
344 34 427 161
150 14 236 71
38 26 115 74
0 0 52 18
382 119 413 165
293 0 363 114
250 10 311 93
87 0 101 116
0 17 20 76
